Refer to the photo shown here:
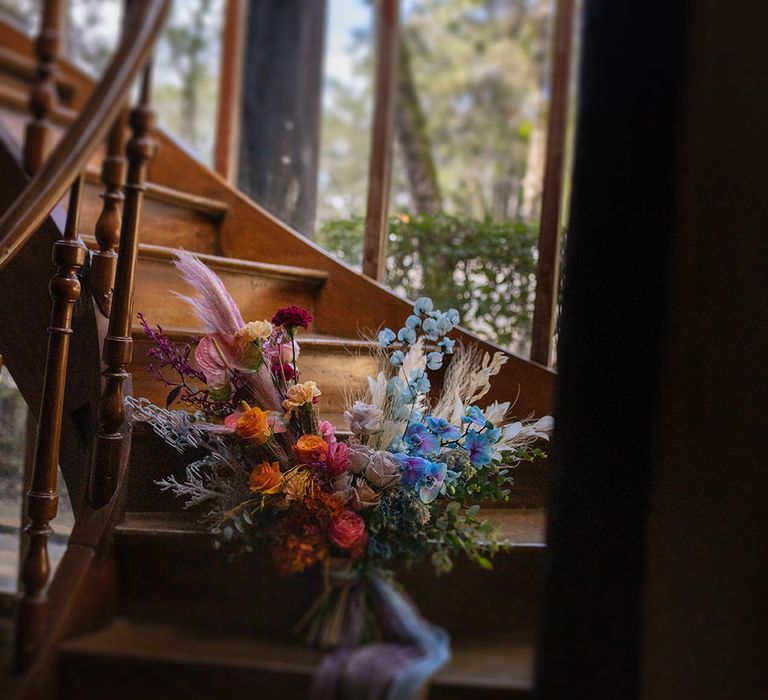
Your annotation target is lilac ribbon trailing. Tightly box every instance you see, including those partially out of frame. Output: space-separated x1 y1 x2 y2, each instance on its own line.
310 574 450 700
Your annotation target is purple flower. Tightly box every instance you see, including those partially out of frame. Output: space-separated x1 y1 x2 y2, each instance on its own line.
405 422 440 455
271 305 313 330
394 454 432 485
464 430 494 467
344 401 384 436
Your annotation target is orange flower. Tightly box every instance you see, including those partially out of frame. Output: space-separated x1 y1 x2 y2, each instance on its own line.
249 461 283 494
236 404 271 444
294 434 328 464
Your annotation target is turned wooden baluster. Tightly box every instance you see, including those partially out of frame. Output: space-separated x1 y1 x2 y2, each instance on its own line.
89 63 156 508
14 175 87 671
91 111 128 316
25 0 64 174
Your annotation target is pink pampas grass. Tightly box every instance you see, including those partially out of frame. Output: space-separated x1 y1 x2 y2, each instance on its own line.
174 250 244 335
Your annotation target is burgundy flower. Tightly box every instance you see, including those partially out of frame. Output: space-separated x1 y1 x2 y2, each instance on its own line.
271 305 313 330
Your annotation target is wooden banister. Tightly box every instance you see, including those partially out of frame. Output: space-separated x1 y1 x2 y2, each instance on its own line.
530 0 576 366
0 0 171 274
89 62 157 507
14 174 87 671
24 0 64 174
362 0 400 282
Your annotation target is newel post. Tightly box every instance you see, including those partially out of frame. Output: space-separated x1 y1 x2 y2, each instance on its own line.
89 63 156 508
24 0 65 174
14 175 87 671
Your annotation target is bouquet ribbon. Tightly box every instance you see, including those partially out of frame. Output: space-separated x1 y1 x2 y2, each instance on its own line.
307 562 450 700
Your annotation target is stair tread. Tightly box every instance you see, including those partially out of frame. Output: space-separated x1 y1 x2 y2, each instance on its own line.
117 508 546 548
83 168 230 217
82 238 330 285
60 619 534 692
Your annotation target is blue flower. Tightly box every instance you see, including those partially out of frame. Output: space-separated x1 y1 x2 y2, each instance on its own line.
421 317 440 340
446 308 460 326
390 350 405 367
438 337 455 354
426 416 462 441
397 326 417 344
394 453 432 485
464 430 494 467
486 425 503 443
417 461 447 503
405 422 441 455
405 314 422 329
408 368 431 394
426 351 444 370
413 297 433 315
462 406 487 426
435 314 453 335
378 328 396 347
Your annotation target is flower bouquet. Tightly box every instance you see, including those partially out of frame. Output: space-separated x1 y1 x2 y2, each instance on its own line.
128 251 551 699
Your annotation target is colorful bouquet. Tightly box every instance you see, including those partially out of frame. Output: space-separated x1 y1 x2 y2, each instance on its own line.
128 251 551 697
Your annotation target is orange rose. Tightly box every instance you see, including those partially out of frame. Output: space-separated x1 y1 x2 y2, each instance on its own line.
249 461 283 494
236 405 271 444
294 434 328 464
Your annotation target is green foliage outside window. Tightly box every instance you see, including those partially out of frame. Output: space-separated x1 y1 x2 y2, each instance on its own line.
318 213 540 352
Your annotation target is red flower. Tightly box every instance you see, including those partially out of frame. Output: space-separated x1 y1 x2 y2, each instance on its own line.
328 510 367 555
272 305 313 330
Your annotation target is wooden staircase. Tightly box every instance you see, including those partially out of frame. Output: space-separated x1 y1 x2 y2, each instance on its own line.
0 11 554 699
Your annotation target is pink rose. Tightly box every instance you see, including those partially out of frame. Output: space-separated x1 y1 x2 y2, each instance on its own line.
328 510 367 554
326 442 351 476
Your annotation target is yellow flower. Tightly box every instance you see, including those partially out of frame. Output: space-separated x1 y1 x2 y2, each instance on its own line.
249 461 283 494
235 404 271 444
236 320 273 341
283 467 313 503
282 380 321 418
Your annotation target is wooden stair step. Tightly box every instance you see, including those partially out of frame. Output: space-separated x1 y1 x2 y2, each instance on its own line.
111 509 545 639
78 171 229 254
58 619 534 699
118 244 329 333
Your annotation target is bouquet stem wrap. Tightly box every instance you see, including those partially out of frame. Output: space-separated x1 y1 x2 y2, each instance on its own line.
304 559 450 700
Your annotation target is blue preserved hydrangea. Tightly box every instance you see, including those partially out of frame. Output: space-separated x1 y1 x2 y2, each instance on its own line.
462 405 487 426
464 430 494 467
421 317 440 341
408 368 431 394
390 350 405 367
413 297 433 315
446 308 460 326
378 328 396 347
397 326 417 344
438 337 455 354
425 416 462 441
405 314 422 329
426 351 444 370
